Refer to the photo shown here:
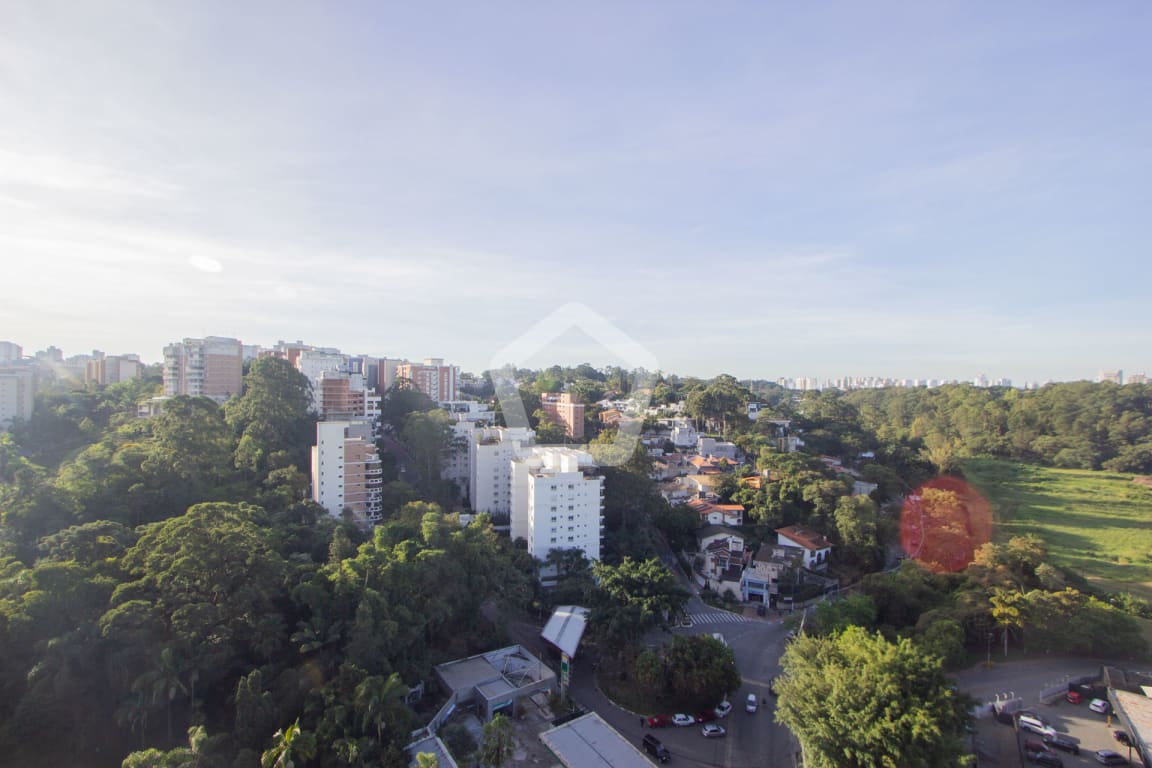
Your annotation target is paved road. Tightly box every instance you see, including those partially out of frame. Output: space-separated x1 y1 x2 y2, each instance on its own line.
564 545 802 767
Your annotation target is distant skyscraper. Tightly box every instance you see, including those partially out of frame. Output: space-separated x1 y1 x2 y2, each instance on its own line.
540 393 585 438
397 358 459 401
163 336 243 402
85 354 143 386
1098 369 1124 385
0 364 35 431
0 341 22 362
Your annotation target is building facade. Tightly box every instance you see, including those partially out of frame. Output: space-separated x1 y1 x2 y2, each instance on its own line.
0 364 35 431
397 358 458 401
510 447 603 562
311 421 384 524
540 393 585 439
468 426 535 518
85 354 144 386
162 336 243 402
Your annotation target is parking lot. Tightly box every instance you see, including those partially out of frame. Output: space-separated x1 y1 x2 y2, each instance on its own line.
957 658 1146 766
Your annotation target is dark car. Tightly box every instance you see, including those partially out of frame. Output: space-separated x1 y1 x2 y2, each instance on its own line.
1045 733 1080 755
642 734 670 763
646 715 669 728
1024 737 1047 753
1113 730 1132 747
1095 749 1128 765
1025 750 1063 767
697 709 717 723
757 603 767 616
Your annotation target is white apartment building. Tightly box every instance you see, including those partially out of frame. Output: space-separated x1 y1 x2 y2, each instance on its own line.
469 426 536 518
0 365 35 431
0 342 22 362
510 447 604 562
311 421 384 525
163 336 243 402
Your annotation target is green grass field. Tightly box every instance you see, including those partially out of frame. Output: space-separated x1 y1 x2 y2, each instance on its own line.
961 458 1152 602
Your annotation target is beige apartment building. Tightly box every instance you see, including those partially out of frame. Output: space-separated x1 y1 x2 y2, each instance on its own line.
162 336 243 402
397 358 458 401
540 392 585 438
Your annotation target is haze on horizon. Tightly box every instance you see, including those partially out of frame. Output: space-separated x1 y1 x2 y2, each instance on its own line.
2 2 1150 384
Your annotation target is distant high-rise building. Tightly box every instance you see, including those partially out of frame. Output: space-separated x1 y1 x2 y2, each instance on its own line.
85 354 143 386
0 341 22 362
511 447 604 562
311 421 383 525
163 336 243 402
1127 373 1148 385
397 358 458 401
1098 369 1124 385
540 392 585 438
0 364 35 431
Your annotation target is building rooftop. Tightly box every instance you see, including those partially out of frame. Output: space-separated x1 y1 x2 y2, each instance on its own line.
436 645 555 699
754 543 805 565
406 735 458 768
1111 689 1152 751
539 712 652 768
776 525 833 551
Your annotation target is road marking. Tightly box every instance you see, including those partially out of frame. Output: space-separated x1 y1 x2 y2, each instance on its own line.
688 611 753 624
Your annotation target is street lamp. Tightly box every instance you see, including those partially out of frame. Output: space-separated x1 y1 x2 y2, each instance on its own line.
986 632 994 668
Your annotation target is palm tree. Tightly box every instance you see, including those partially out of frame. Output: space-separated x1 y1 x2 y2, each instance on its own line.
261 719 317 768
133 646 189 744
354 672 407 744
480 714 515 768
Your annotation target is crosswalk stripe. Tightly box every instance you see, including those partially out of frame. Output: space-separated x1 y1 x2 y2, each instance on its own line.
688 611 753 624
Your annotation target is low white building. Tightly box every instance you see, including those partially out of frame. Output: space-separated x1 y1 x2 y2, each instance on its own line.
511 447 603 562
776 525 832 571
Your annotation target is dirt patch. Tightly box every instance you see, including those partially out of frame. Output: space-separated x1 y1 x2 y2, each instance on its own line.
1133 475 1152 488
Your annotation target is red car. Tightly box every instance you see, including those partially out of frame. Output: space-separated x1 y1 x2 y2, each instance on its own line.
697 709 717 723
1065 691 1082 705
647 715 669 728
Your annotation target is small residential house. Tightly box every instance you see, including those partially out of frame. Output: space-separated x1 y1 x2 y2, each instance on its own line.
776 525 833 571
697 437 739 461
688 455 729 475
741 543 805 605
686 498 744 527
694 525 747 594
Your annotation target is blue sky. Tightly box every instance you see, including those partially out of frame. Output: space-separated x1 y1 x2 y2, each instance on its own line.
2 2 1150 383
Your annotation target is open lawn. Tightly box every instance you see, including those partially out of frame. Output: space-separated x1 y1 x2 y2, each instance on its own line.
962 458 1152 602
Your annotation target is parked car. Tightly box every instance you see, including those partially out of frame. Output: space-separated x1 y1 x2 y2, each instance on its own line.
1094 750 1128 765
1065 690 1082 705
701 723 726 738
714 701 732 719
641 734 670 763
647 715 669 728
745 693 759 713
1025 750 1063 767
1113 730 1132 746
1046 733 1080 755
1024 737 1047 753
672 713 696 727
697 709 717 723
1018 715 1056 739
1089 698 1111 714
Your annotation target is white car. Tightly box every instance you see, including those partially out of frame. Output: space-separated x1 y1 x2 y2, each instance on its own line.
714 701 732 719
745 693 759 713
1018 715 1055 738
1089 698 1111 714
672 713 696 727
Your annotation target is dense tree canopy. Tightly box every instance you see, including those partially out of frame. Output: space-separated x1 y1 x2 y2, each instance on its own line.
776 626 967 768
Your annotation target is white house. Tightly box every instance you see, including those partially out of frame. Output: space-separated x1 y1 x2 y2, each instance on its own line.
776 525 832 571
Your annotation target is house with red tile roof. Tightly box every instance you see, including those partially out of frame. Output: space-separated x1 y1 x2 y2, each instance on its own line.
775 525 832 571
686 498 744 527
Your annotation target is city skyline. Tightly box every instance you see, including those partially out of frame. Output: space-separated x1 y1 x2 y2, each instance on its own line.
3 3 1151 383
